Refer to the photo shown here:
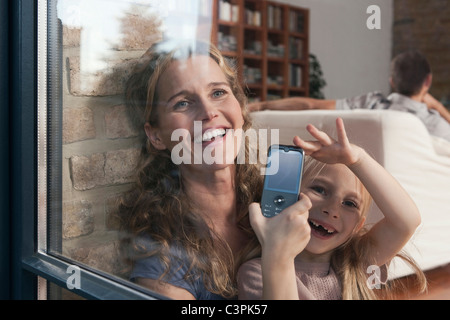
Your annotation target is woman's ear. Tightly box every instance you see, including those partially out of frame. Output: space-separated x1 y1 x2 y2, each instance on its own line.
144 122 167 150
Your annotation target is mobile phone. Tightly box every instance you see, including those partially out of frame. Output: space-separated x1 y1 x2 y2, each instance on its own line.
261 144 305 218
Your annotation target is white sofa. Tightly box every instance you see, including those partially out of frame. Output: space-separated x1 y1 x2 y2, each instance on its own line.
250 109 450 279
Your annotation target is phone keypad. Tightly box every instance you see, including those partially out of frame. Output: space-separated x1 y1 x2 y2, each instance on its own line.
273 195 285 207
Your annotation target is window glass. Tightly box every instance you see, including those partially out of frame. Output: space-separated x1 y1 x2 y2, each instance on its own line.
46 0 214 284
44 0 450 301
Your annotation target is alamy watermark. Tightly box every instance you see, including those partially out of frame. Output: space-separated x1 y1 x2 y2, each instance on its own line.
66 265 81 290
366 5 381 30
366 265 383 289
170 121 280 175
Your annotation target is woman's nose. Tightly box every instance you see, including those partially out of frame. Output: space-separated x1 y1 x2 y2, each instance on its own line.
198 98 218 121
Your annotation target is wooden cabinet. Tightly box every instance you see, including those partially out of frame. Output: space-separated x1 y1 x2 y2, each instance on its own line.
211 0 309 102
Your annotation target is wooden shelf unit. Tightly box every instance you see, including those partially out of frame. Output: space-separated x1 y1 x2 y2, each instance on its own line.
211 0 310 102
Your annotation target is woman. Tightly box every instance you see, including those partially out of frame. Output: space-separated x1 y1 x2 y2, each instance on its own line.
118 40 290 299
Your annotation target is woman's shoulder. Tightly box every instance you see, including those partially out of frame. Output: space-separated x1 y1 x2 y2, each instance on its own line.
130 235 191 277
130 235 225 300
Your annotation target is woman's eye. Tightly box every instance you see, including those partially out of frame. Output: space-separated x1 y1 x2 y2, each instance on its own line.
212 89 226 98
173 100 190 110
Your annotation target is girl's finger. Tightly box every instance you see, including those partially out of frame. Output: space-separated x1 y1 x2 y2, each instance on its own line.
293 136 322 154
335 118 350 147
306 124 334 146
249 202 263 226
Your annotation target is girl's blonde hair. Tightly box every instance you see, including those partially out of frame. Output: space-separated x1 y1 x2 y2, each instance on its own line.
303 156 427 300
118 40 262 298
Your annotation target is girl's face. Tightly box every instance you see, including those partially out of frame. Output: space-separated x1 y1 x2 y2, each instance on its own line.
301 163 366 259
146 55 244 171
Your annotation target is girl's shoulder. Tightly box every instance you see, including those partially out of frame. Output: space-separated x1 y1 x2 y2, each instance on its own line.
237 258 263 300
238 258 262 274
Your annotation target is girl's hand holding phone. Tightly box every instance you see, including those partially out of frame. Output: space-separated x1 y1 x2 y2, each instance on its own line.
248 196 312 300
249 195 312 262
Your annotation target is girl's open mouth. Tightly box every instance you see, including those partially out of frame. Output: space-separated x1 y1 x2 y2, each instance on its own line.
309 219 337 239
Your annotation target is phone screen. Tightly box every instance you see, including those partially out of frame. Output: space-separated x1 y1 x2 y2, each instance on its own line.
264 147 303 194
261 145 304 217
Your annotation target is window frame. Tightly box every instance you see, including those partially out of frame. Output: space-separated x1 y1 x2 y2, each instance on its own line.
0 0 11 300
9 0 161 300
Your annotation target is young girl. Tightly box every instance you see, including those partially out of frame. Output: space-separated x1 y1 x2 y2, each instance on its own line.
238 118 427 300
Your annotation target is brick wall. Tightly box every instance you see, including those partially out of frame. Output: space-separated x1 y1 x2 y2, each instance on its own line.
61 19 161 278
393 0 450 107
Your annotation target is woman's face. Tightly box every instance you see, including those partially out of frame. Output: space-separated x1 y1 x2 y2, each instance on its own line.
145 55 244 171
301 163 366 257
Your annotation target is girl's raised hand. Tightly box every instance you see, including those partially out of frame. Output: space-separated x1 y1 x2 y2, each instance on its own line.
293 118 362 167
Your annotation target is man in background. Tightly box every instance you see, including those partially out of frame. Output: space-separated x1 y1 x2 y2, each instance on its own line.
249 51 450 142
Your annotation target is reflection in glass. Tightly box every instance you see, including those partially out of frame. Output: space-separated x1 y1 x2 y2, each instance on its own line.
46 0 213 282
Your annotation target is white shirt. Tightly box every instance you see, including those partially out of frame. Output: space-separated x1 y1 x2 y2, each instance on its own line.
336 91 450 142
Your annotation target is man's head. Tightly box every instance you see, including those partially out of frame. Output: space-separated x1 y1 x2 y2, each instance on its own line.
390 51 432 97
